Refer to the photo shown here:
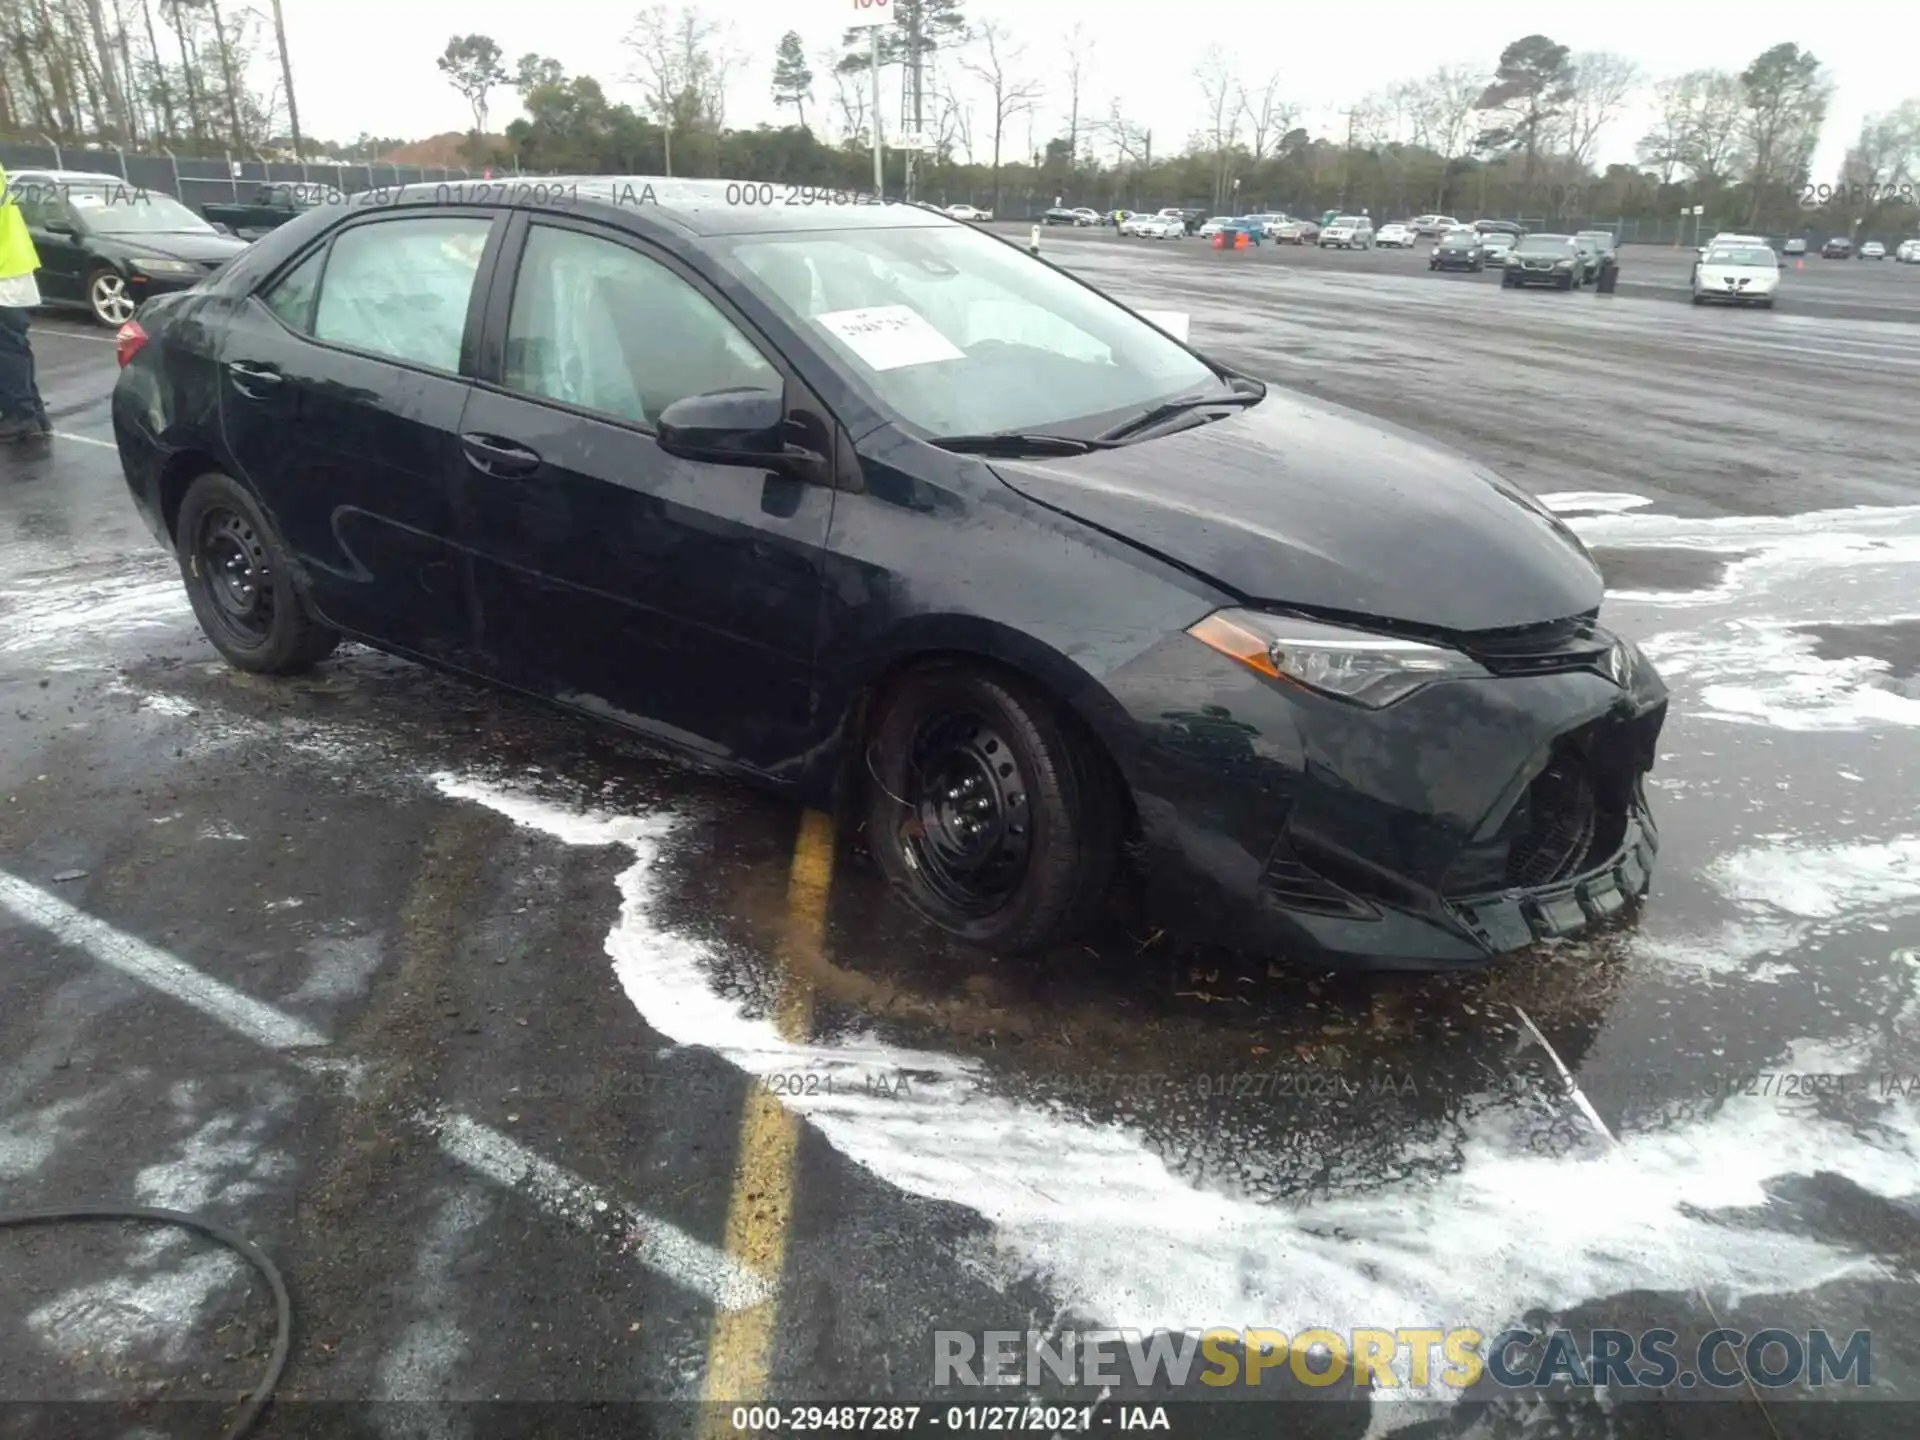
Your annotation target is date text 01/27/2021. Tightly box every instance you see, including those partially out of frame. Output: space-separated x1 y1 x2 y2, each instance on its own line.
727 1405 1170 1432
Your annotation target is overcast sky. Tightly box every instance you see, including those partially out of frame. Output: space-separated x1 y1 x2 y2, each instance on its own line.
281 1 1901 183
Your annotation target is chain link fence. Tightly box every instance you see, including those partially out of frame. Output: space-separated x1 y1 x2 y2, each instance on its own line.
0 140 494 217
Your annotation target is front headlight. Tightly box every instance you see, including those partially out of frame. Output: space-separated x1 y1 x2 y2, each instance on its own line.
130 258 200 275
1554 258 1573 268
1187 610 1490 708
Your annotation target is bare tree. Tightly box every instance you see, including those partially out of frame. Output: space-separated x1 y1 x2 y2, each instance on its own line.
1738 42 1832 223
1562 50 1640 169
1838 100 1920 209
819 42 865 144
1238 72 1292 162
940 83 973 164
1408 63 1487 163
1636 72 1702 184
623 3 727 176
959 20 1042 212
1194 45 1240 206
1094 99 1151 170
1061 22 1092 166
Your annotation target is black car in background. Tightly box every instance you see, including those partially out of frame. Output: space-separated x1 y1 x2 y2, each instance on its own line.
203 182 347 240
1822 236 1854 258
1503 234 1586 289
8 168 251 325
1040 207 1085 226
1573 230 1617 281
1429 228 1485 271
111 177 1665 970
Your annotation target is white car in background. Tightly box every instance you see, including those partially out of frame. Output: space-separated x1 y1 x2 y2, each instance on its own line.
1374 223 1414 247
1195 216 1234 237
1319 215 1374 249
1859 240 1886 259
946 203 993 221
1477 231 1518 265
1137 213 1186 238
1897 239 1920 263
1409 214 1459 236
1692 241 1780 308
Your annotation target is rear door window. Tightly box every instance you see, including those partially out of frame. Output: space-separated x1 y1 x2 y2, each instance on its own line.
306 216 493 373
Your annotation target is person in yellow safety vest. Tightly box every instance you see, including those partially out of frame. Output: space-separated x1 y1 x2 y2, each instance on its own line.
0 160 52 442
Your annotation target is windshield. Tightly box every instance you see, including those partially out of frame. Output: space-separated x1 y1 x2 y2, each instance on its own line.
1576 233 1615 248
1333 216 1365 227
1706 247 1777 266
70 188 215 235
1481 233 1513 245
722 223 1221 438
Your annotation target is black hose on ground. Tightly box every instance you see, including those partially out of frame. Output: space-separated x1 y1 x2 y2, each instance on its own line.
0 1204 290 1440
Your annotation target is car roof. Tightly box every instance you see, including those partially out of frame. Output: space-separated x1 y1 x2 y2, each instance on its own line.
8 167 128 183
347 175 958 237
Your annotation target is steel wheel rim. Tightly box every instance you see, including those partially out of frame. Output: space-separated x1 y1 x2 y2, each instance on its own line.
92 273 136 324
901 711 1032 918
195 506 276 644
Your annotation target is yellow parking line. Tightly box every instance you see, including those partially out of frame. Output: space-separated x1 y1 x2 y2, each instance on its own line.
698 808 834 1425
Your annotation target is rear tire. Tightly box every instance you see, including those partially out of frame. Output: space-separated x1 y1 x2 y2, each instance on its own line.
175 471 341 674
864 663 1121 954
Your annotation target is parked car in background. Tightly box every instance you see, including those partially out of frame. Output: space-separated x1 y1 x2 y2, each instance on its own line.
1692 241 1780 307
7 168 251 325
1822 236 1854 258
1374 223 1415 248
202 182 345 240
1502 234 1585 289
1071 207 1101 226
1477 232 1517 265
946 203 993 222
1573 231 1616 281
1126 212 1186 239
1860 240 1886 259
1473 219 1525 238
1319 215 1374 249
1195 216 1236 238
1272 218 1320 244
1783 237 1808 256
1409 214 1460 237
1039 207 1083 225
1897 239 1920 263
1179 208 1209 234
1429 227 1485 271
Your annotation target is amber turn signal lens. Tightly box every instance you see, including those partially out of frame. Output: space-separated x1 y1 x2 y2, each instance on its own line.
1186 612 1282 679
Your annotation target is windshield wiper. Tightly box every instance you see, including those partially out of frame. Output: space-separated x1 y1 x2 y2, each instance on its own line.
928 432 1113 457
1094 388 1260 443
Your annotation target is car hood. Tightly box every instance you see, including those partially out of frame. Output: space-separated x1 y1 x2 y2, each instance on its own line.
96 230 251 262
990 389 1601 634
1699 265 1777 283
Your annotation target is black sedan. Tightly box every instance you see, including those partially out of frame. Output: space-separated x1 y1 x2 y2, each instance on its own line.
1502 234 1587 289
109 177 1666 970
1429 230 1485 271
9 168 251 325
1822 237 1853 258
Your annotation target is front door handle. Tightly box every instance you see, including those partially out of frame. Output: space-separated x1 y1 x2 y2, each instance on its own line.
460 433 543 477
225 360 282 396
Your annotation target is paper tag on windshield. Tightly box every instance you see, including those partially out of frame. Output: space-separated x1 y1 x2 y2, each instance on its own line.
815 305 963 370
1138 310 1189 341
69 193 105 207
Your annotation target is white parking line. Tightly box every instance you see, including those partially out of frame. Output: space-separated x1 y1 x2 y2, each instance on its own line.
0 864 755 1309
35 325 118 344
428 1110 773 1313
52 432 116 449
0 869 330 1049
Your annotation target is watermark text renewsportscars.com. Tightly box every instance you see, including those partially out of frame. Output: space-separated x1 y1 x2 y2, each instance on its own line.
934 1327 1872 1391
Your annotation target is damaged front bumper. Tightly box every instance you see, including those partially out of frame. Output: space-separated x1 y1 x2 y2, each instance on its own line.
1102 622 1669 970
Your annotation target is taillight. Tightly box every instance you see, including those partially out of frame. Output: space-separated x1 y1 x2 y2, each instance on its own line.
116 319 148 368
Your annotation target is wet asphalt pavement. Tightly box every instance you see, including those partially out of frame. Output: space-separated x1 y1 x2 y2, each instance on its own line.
3 237 1919 1439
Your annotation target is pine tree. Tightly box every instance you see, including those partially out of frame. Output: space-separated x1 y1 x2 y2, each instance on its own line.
771 31 814 132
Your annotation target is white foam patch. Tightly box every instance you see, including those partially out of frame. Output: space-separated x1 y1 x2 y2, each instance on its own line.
376 1186 492 1418
0 1096 96 1181
0 569 189 656
432 773 1919 1387
1574 503 1920 729
29 1250 247 1366
1709 836 1920 922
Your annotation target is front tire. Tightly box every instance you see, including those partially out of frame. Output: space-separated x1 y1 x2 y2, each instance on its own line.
864 664 1121 954
87 267 138 327
175 471 341 674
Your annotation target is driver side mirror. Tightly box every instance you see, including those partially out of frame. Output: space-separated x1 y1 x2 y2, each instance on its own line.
657 387 812 474
40 219 79 237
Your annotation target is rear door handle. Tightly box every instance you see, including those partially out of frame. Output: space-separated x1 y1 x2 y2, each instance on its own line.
225 360 282 396
461 433 543 477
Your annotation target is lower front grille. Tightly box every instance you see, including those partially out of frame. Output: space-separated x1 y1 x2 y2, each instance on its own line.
1507 754 1599 887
